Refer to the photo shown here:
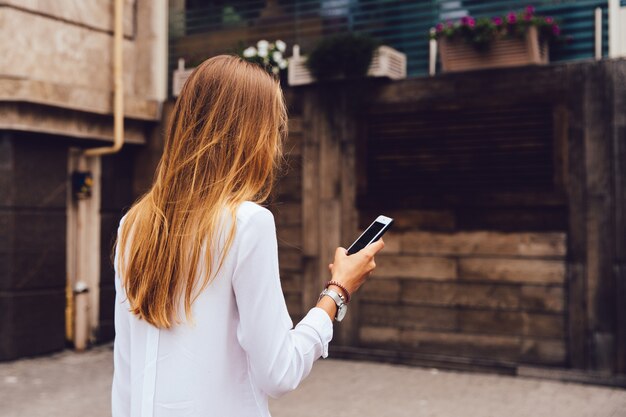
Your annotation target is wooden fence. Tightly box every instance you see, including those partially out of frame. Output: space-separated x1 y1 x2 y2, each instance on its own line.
268 58 626 383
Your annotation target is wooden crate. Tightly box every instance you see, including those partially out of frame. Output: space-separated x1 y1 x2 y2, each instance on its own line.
439 26 549 73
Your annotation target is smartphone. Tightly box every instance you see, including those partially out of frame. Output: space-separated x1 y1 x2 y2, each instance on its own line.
347 215 394 255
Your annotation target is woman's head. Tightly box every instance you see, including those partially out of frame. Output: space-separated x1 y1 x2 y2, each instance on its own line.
117 55 288 328
163 55 287 203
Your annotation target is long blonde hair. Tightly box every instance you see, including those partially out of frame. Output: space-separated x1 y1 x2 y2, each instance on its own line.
116 55 287 328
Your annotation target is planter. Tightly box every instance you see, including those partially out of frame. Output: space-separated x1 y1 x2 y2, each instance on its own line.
439 26 548 73
172 59 194 97
288 45 407 86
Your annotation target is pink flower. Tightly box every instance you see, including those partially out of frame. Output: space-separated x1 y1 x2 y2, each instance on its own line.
436 23 444 32
446 20 454 28
525 5 535 15
545 16 553 24
468 17 476 28
460 16 469 25
492 16 503 25
524 13 532 21
507 12 517 24
552 25 561 36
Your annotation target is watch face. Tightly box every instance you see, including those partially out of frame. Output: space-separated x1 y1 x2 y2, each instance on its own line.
336 304 347 322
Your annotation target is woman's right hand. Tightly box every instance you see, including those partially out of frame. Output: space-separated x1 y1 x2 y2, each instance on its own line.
328 239 385 296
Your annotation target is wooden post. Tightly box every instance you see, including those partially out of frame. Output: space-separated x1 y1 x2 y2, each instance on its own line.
611 60 626 374
583 63 616 372
300 82 370 346
301 91 321 314
566 66 588 370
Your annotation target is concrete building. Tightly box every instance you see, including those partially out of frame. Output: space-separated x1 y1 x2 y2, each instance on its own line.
0 0 168 360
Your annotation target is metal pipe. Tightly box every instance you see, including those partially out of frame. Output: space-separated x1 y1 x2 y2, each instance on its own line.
85 0 124 156
595 7 603 60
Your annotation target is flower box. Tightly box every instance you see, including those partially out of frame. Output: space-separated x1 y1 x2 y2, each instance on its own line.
439 26 548 73
288 45 407 86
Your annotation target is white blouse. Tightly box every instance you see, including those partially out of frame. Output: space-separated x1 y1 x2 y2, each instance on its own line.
111 202 333 417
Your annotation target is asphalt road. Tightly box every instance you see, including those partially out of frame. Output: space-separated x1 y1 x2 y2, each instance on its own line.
1 344 625 417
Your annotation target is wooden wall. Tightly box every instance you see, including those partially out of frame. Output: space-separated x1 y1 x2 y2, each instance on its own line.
270 58 626 381
359 230 567 366
269 112 306 324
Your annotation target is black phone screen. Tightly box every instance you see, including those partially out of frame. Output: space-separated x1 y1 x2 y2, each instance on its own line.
348 221 386 255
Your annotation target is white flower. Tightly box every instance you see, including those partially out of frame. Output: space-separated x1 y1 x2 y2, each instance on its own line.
258 48 268 58
257 40 269 49
243 46 256 58
272 51 283 63
276 40 286 53
278 59 287 69
272 66 280 75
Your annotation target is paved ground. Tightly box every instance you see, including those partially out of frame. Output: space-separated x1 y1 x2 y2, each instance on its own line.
1 344 625 417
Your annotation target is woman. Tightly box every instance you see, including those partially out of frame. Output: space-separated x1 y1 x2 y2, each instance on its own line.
111 55 384 417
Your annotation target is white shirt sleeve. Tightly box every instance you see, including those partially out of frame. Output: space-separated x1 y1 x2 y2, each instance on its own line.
232 208 333 398
111 225 131 417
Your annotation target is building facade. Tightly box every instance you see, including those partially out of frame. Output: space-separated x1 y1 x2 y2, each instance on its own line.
0 0 167 360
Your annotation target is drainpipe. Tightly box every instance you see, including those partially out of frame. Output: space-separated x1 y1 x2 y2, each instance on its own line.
72 0 125 350
86 0 125 157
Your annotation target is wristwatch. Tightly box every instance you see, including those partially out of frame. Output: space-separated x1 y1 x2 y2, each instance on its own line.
318 288 348 322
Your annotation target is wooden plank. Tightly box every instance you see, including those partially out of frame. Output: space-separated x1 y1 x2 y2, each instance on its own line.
359 326 400 344
279 272 302 294
360 303 457 332
276 225 302 248
359 209 456 232
520 285 565 312
273 171 301 202
458 258 565 284
285 293 302 317
520 339 567 364
583 63 616 372
301 91 320 313
402 281 564 313
565 66 588 369
277 247 302 271
359 327 566 366
339 89 361 346
284 134 302 157
288 117 303 135
455 207 568 232
270 202 301 227
401 231 566 258
459 310 564 339
359 279 401 303
374 255 457 280
399 330 522 362
613 61 626 374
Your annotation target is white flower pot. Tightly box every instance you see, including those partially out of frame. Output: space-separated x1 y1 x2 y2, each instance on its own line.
172 59 194 97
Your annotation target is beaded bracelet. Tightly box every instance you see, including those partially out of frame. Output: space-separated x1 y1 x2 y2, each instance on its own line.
325 280 351 304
